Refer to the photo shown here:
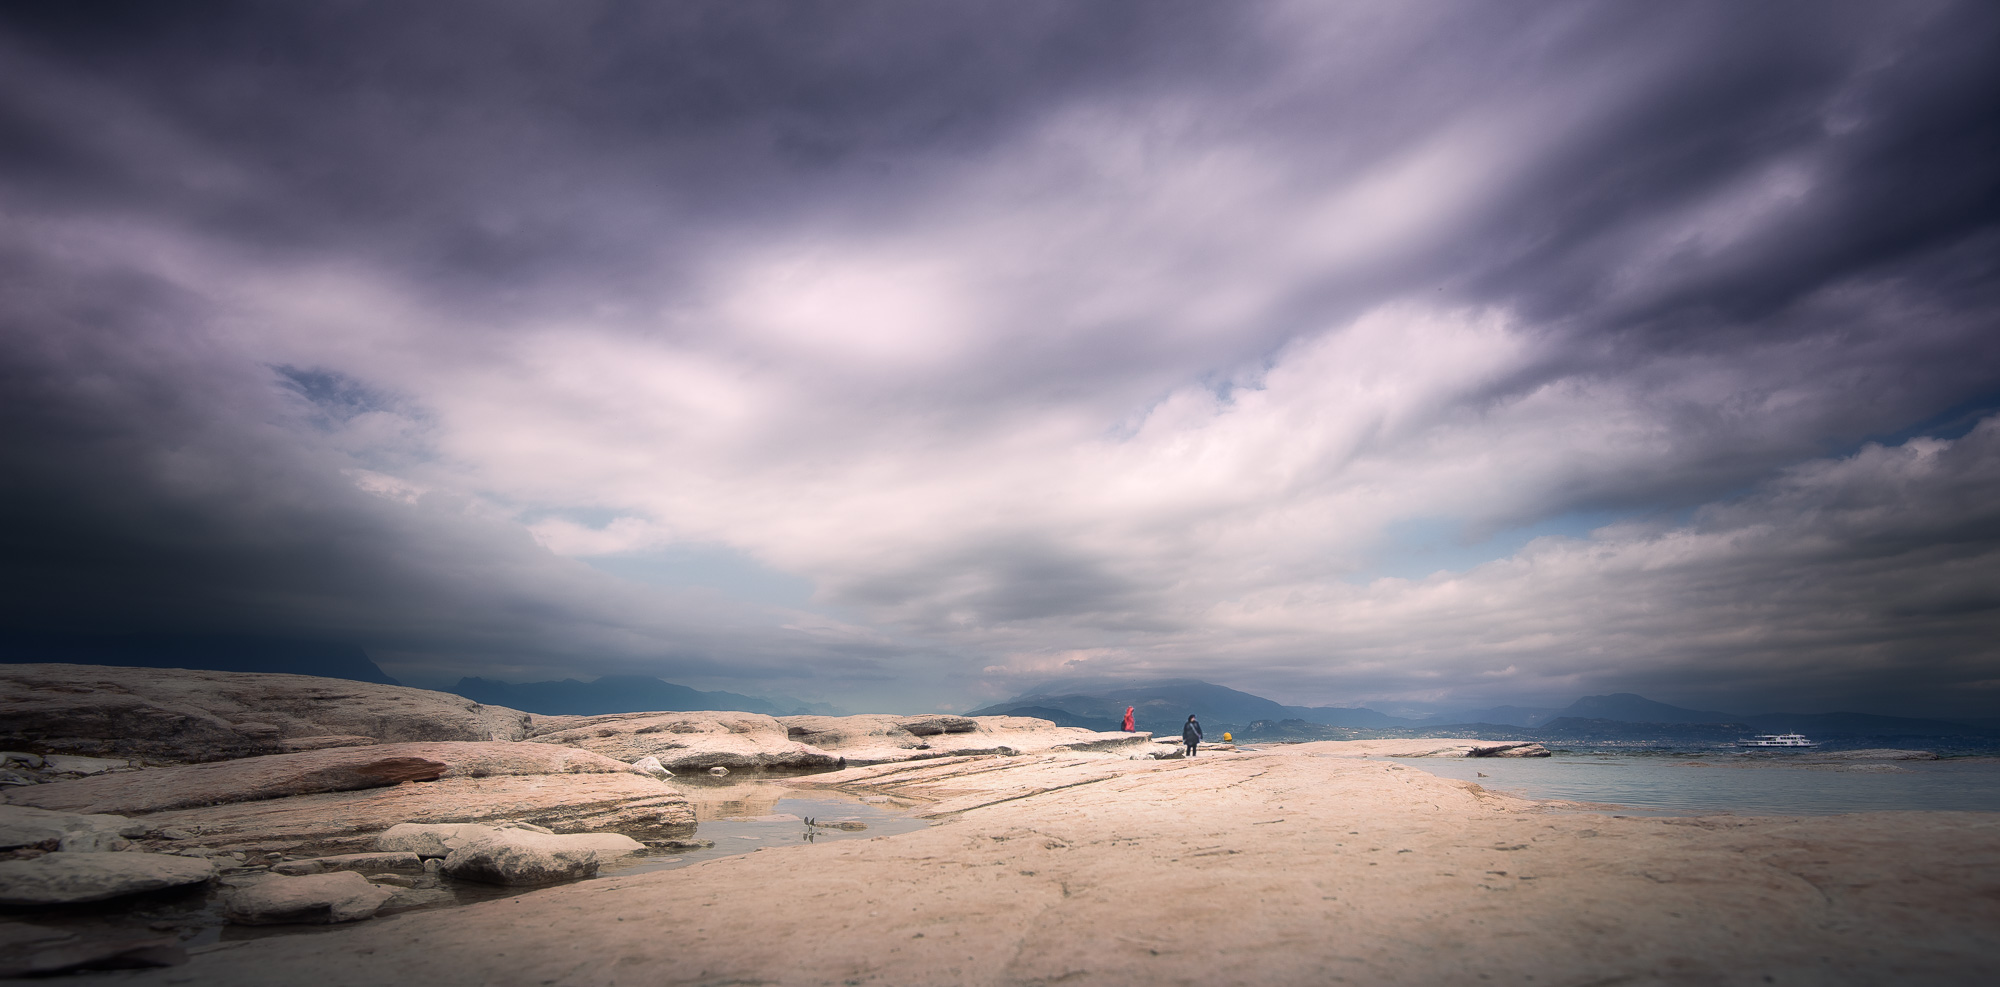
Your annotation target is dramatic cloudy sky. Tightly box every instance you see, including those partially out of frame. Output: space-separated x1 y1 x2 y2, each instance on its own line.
3 1 1997 716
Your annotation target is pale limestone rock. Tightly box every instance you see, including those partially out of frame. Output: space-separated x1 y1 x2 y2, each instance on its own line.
378 822 536 858
225 871 393 924
779 713 1151 766
439 828 641 885
5 741 649 816
0 804 147 852
0 663 532 763
894 715 979 736
0 851 214 905
137 773 694 854
632 755 672 778
5 749 447 815
525 711 842 773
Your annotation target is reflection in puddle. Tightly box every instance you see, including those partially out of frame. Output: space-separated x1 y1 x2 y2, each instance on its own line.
606 795 931 878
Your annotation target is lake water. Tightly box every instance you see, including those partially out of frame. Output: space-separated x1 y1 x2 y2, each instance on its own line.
1398 750 2000 815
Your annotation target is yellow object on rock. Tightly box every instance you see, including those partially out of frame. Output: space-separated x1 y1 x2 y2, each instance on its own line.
1222 732 1232 741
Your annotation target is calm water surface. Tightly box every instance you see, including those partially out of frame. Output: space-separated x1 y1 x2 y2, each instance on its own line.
1397 750 2000 815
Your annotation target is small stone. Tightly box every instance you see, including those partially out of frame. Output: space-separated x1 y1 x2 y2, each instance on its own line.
708 766 730 777
632 755 673 778
423 858 441 874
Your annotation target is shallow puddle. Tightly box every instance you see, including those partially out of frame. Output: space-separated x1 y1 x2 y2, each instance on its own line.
605 793 932 878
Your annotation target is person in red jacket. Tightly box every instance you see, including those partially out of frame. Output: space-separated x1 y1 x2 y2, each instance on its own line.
1121 706 1135 732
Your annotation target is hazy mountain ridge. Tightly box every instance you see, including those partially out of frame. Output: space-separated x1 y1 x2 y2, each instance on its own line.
974 682 1998 741
449 675 842 717
968 678 1401 735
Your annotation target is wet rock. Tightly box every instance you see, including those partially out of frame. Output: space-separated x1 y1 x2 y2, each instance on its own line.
0 934 187 977
366 872 414 887
0 663 532 763
0 851 214 905
440 829 640 885
0 804 147 852
708 766 730 777
0 753 44 770
225 871 393 924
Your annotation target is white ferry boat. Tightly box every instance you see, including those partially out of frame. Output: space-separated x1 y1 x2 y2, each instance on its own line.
1738 732 1819 748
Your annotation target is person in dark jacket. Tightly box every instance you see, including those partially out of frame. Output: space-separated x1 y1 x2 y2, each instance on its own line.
1181 715 1202 757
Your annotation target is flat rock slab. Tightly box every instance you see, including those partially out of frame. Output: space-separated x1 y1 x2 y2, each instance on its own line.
0 851 214 905
6 750 447 815
225 871 393 925
0 805 147 852
6 742 649 816
0 664 532 763
132 773 694 855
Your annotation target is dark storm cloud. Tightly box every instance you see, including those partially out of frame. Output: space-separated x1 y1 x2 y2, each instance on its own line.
1 1 1996 712
0 0 1250 314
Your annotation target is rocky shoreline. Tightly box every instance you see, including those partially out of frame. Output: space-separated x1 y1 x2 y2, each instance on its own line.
5 665 1997 983
0 664 1163 977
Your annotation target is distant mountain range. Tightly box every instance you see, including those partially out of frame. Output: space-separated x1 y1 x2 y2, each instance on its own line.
968 680 1998 741
449 675 843 717
965 678 1406 735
